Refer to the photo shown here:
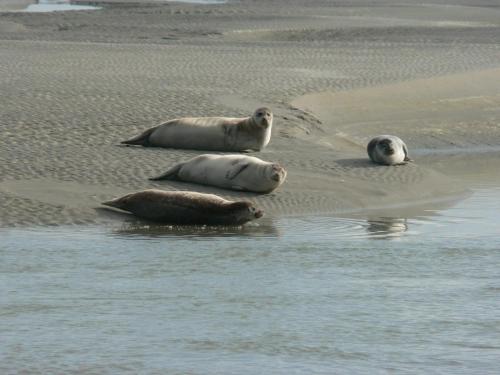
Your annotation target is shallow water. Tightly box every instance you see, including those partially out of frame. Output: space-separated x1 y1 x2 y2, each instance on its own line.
23 1 100 13
21 0 224 12
165 0 226 3
1 188 500 374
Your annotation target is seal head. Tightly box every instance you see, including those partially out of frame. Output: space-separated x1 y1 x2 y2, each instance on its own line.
268 163 286 183
252 107 273 129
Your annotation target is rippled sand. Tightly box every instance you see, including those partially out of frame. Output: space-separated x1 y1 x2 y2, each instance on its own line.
0 0 499 226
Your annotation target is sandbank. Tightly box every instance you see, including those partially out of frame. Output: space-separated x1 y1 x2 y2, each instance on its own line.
0 0 499 226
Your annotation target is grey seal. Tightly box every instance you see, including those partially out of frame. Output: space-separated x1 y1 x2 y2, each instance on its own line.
367 135 412 165
121 108 273 152
150 154 287 194
102 189 263 225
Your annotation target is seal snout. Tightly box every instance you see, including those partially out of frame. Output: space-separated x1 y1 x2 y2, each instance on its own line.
380 141 394 155
259 116 271 128
254 209 264 218
271 169 283 181
270 164 286 182
248 204 264 219
271 173 281 181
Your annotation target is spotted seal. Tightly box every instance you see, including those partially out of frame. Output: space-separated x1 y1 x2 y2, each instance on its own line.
150 154 286 194
367 135 412 165
121 108 273 152
102 189 263 225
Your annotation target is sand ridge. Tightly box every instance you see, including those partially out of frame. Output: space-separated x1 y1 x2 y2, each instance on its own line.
0 0 499 226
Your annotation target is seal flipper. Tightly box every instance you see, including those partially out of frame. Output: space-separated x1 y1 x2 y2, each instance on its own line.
149 163 184 181
121 126 157 146
403 144 413 162
226 162 250 180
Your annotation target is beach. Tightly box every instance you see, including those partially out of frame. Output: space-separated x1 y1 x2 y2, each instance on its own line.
1 0 499 226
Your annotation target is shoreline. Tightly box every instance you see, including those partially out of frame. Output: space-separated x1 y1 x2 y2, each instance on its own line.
0 187 482 233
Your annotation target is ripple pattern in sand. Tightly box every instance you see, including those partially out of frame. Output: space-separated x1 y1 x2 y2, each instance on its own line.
1 1 499 225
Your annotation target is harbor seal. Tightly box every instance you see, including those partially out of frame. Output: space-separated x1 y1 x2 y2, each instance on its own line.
102 189 263 225
150 154 287 194
121 107 273 152
367 135 412 165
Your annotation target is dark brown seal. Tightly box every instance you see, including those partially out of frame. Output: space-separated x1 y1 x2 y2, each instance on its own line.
102 189 263 225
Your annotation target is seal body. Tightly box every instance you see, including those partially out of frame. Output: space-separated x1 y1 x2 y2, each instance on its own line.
102 189 263 225
121 108 273 152
367 135 411 165
150 154 287 194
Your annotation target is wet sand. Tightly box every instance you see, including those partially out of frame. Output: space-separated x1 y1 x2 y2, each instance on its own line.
0 0 499 226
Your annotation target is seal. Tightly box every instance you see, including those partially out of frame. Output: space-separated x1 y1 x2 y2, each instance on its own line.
102 189 263 225
121 108 273 152
150 154 287 194
367 135 412 165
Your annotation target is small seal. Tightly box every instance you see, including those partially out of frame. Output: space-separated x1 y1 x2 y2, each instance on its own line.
121 108 273 152
150 154 287 194
367 135 412 165
102 189 263 225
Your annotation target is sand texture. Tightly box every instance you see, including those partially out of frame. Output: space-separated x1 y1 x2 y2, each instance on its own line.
0 0 499 227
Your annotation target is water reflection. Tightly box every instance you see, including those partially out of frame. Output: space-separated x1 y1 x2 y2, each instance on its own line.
95 206 280 238
110 219 280 239
365 217 409 239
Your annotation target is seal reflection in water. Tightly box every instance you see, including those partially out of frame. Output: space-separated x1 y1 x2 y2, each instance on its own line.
150 154 287 194
102 189 263 225
121 108 273 152
367 135 412 165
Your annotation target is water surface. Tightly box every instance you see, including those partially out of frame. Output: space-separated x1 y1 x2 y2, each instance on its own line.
1 188 499 374
21 0 224 12
23 1 100 13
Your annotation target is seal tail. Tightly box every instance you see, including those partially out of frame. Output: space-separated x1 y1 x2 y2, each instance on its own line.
149 163 183 181
121 126 156 146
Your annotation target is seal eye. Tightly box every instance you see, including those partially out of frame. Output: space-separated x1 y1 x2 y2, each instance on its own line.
257 112 263 117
